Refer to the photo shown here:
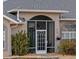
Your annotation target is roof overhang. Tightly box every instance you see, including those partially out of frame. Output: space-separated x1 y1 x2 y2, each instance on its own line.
8 9 69 14
60 18 76 21
3 15 24 24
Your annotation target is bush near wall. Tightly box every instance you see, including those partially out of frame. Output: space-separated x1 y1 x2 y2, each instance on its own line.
11 31 30 56
58 39 76 55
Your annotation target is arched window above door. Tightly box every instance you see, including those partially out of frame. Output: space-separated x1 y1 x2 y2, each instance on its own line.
30 15 52 20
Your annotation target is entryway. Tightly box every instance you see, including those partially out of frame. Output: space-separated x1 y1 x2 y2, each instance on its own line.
27 15 55 54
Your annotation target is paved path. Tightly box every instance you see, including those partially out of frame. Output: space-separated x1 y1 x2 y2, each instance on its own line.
3 53 76 59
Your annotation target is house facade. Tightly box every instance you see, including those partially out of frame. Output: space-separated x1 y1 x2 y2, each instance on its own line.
3 0 76 57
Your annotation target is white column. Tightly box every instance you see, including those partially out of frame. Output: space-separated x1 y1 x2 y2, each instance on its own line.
7 24 12 56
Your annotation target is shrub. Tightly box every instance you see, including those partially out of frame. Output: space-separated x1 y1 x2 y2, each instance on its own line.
11 31 30 56
58 39 76 55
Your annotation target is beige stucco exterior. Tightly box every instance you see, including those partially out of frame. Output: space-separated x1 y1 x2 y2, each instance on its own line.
3 12 76 57
11 24 27 35
3 18 12 57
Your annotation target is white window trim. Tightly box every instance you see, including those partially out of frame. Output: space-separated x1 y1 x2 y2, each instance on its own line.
62 31 76 33
62 31 76 39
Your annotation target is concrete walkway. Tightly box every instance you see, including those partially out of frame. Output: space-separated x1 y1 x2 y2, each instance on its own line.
3 53 76 59
4 55 58 59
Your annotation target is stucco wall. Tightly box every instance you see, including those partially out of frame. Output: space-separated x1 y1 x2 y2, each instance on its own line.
3 18 11 57
11 24 27 35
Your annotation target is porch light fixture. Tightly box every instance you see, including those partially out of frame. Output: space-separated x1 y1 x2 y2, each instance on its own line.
56 37 61 40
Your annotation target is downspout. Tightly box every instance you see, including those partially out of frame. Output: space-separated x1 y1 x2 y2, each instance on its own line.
17 9 19 21
17 9 21 22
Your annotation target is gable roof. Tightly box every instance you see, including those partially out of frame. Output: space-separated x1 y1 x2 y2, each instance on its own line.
3 0 76 21
4 12 19 22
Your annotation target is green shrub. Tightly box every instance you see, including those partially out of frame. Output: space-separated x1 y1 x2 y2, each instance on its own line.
58 39 76 55
11 31 30 56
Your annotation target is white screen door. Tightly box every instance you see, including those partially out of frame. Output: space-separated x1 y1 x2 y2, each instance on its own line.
36 21 47 54
36 30 47 54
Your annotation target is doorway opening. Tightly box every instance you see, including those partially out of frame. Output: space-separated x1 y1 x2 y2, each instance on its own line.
27 15 55 54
